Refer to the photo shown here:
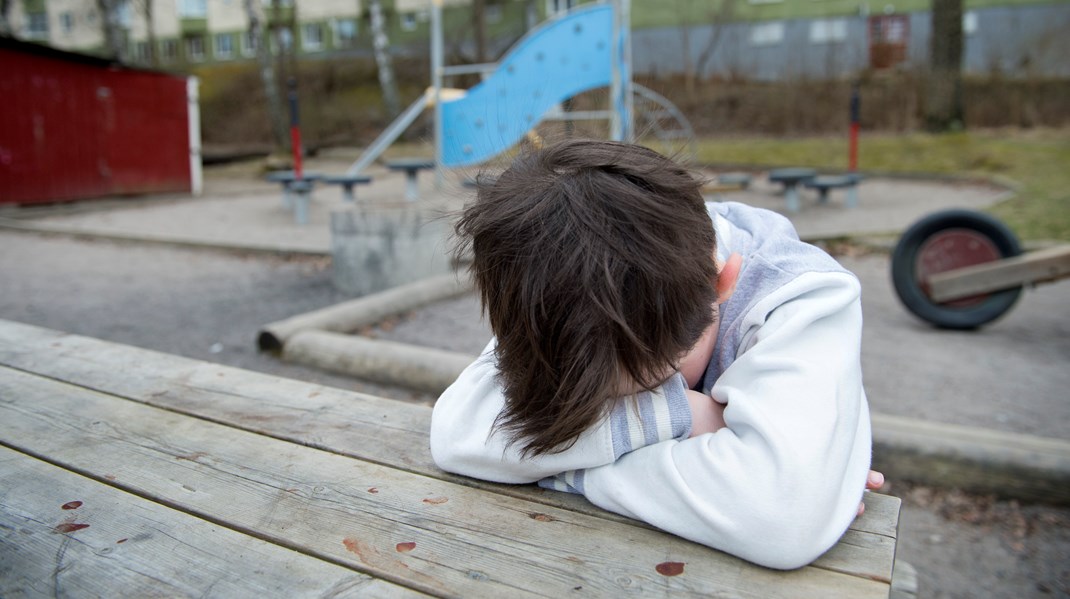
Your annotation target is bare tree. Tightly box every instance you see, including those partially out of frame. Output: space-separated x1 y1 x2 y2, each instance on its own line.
0 0 13 36
96 0 126 60
368 0 401 119
134 0 158 66
692 0 737 83
244 0 289 151
925 0 965 131
473 0 487 63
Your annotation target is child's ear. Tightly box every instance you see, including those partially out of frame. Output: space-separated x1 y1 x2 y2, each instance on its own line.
716 253 742 304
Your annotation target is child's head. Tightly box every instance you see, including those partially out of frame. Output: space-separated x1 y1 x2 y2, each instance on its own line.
455 139 719 456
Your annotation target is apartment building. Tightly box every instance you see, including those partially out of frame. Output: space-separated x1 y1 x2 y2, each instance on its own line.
4 0 540 66
5 0 1067 77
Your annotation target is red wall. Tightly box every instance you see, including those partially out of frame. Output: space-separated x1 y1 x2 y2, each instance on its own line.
0 43 192 205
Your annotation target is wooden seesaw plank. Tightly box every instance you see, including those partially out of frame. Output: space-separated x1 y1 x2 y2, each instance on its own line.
0 446 425 599
0 319 899 581
927 245 1070 302
0 366 890 599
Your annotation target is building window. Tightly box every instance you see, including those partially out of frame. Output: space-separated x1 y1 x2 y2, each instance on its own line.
59 12 75 34
179 0 207 18
334 18 357 48
273 27 293 52
962 11 978 35
486 4 503 23
134 41 151 62
24 12 49 39
186 35 205 61
749 21 784 46
117 0 133 27
215 33 234 58
809 18 847 44
302 23 323 51
242 30 258 56
161 39 178 62
400 12 417 32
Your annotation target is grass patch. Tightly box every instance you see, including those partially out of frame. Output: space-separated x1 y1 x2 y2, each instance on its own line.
692 130 1070 241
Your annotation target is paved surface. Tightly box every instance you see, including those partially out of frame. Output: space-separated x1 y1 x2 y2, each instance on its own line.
0 156 1066 598
0 154 1008 254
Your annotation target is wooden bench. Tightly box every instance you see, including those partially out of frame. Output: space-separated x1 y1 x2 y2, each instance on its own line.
0 319 903 598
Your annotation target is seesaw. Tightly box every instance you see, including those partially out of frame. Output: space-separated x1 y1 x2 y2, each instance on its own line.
891 209 1070 329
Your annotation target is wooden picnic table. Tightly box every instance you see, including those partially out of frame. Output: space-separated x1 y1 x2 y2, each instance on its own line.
0 319 902 598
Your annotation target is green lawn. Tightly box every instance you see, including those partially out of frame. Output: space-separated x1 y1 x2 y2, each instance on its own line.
692 130 1070 242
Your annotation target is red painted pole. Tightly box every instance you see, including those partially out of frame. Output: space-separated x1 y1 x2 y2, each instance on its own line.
848 83 860 172
288 77 303 179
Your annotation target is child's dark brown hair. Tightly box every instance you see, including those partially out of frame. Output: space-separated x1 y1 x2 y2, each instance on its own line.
454 139 719 456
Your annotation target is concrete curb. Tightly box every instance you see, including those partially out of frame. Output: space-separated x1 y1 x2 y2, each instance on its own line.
871 413 1070 505
0 217 329 257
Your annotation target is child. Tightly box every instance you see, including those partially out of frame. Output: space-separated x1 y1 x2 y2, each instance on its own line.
430 139 876 570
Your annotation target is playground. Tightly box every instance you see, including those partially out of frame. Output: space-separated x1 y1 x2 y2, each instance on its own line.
1 152 1068 595
1 1 1068 596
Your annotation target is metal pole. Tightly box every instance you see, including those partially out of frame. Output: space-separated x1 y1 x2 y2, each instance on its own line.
621 0 633 143
609 0 621 141
287 77 303 179
431 0 445 189
849 82 861 172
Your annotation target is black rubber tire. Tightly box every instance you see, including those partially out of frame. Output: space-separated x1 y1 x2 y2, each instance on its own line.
891 210 1023 329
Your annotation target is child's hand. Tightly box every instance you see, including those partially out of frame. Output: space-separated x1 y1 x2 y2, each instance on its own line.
856 470 885 516
686 389 726 437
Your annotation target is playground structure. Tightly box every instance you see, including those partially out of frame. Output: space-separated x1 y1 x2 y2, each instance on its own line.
345 0 693 181
892 210 1070 329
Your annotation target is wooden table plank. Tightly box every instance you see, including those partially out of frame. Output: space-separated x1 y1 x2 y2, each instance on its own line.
0 319 900 584
0 447 426 599
0 365 890 598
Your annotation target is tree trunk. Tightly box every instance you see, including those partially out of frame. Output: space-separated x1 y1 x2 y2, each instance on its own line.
679 0 695 98
0 0 13 36
473 0 487 63
368 0 401 119
925 0 965 131
244 0 289 151
96 0 125 60
693 0 737 81
524 0 538 30
140 0 158 67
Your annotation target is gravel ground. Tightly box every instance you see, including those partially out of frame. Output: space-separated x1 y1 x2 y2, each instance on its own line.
1 229 1067 597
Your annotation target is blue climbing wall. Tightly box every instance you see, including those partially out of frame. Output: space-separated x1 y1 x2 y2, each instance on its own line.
440 4 616 167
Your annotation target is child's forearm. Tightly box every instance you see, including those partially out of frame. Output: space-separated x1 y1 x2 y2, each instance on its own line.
430 341 694 483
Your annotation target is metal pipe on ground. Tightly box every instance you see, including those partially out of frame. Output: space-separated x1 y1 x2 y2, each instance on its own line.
283 329 476 394
258 271 473 352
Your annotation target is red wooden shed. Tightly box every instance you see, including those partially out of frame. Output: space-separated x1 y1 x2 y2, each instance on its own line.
0 37 201 206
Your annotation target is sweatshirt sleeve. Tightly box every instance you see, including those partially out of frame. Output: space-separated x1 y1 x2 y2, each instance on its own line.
429 341 693 484
569 272 872 570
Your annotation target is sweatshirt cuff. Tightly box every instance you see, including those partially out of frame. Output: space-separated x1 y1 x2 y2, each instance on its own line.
608 372 692 459
538 469 586 495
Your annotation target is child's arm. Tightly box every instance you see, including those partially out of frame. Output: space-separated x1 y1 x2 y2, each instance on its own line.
543 272 871 570
685 389 726 436
430 342 693 483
